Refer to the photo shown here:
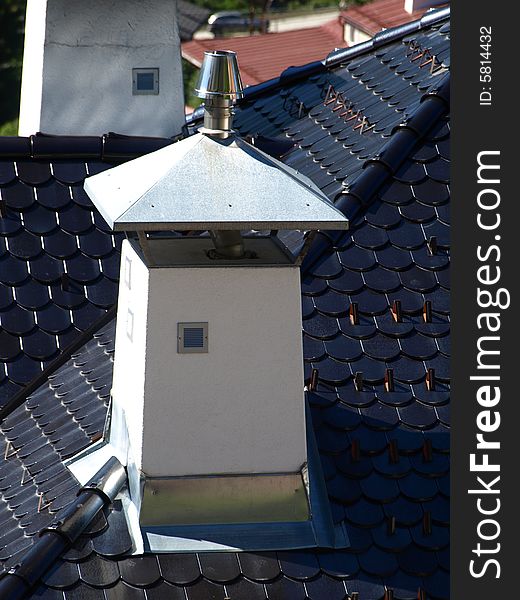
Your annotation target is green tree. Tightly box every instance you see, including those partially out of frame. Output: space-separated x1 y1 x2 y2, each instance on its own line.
0 0 26 132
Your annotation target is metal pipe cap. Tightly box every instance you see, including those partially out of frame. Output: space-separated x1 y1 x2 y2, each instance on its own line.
195 50 244 100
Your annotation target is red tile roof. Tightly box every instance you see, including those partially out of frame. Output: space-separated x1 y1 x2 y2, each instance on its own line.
341 0 444 36
182 20 345 86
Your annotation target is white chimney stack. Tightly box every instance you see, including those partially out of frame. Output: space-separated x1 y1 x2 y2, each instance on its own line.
18 0 185 137
80 51 349 550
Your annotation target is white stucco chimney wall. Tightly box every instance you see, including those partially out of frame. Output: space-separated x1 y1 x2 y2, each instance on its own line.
19 0 185 137
111 240 308 479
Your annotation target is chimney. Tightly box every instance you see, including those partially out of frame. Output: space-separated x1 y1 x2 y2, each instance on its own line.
404 0 443 14
80 51 349 551
18 0 185 137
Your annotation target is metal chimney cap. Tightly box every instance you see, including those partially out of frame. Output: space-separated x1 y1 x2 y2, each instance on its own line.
195 50 244 100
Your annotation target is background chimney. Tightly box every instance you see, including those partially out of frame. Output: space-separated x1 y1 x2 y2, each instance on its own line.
18 0 185 137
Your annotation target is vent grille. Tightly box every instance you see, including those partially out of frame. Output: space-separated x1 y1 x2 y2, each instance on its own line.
184 327 204 348
178 322 208 354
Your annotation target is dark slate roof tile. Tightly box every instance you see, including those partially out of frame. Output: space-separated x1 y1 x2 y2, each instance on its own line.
360 472 400 503
0 209 23 235
24 205 59 235
315 358 353 385
346 356 386 383
63 584 106 600
79 230 114 259
21 329 58 361
104 582 146 600
6 231 42 261
36 181 72 210
423 495 449 526
238 552 280 582
346 578 386 599
437 547 449 571
31 586 65 599
384 572 422 600
52 162 88 185
3 181 35 210
16 161 52 186
71 185 94 208
383 497 423 527
90 502 132 558
0 255 30 286
43 230 80 259
42 559 81 589
328 270 365 294
142 581 187 600
410 521 449 551
314 290 347 316
399 403 438 430
185 579 226 600
0 329 21 361
350 289 388 315
37 303 72 334
29 254 63 284
361 403 399 430
264 575 306 600
365 202 404 228
158 553 201 585
324 335 363 362
338 245 376 271
344 498 384 528
85 278 119 309
198 552 241 583
334 452 373 481
118 556 161 587
277 551 320 580
59 204 94 235
0 162 16 185
423 570 449 600
66 254 101 284
6 355 42 385
398 545 437 577
358 545 399 577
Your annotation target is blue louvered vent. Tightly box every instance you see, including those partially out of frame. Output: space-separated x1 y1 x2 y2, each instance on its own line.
183 327 204 348
178 322 208 353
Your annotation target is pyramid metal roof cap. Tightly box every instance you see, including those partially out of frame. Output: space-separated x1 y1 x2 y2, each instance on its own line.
83 133 349 232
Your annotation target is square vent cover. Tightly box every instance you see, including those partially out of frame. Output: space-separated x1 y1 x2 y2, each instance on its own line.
132 68 159 95
178 322 208 353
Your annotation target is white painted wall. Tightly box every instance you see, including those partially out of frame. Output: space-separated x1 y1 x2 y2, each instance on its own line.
404 0 443 14
110 242 150 469
344 23 370 45
19 0 185 137
111 241 307 479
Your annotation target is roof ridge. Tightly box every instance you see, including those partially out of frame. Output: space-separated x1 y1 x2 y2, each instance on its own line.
325 5 450 67
0 457 126 600
0 306 117 424
301 71 450 273
186 5 450 119
0 131 179 160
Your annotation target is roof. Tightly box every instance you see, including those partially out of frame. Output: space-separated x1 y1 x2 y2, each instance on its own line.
0 8 450 600
177 0 211 41
182 20 345 86
340 0 443 36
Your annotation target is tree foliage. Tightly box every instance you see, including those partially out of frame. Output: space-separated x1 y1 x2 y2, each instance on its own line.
0 0 26 128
